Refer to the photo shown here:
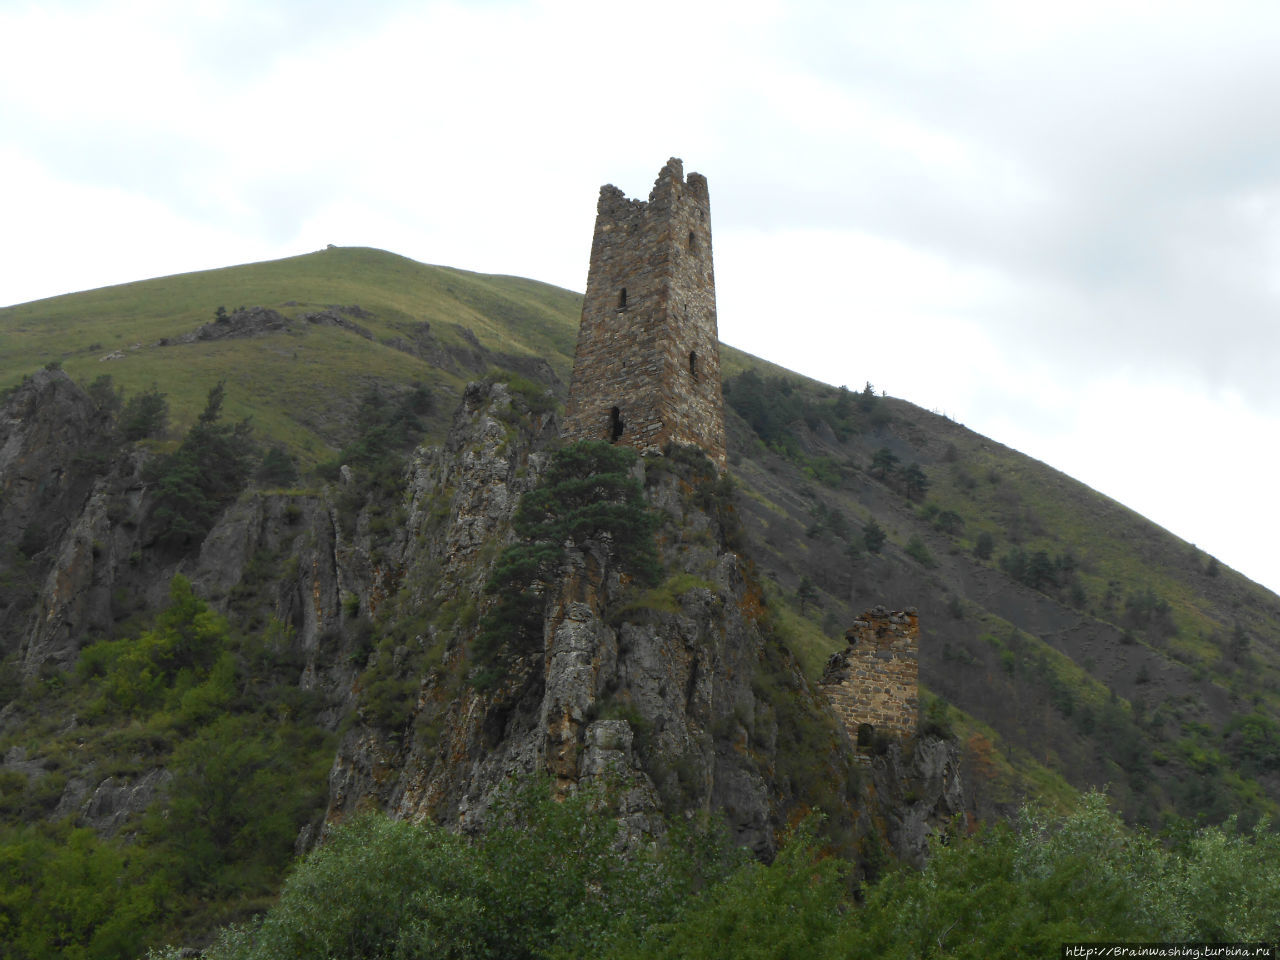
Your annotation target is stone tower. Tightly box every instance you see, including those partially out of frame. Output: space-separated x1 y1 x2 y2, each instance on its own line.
820 607 920 743
562 158 726 469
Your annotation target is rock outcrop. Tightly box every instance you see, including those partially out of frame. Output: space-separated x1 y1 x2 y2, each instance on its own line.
0 370 114 668
868 735 966 866
324 384 849 857
0 373 967 871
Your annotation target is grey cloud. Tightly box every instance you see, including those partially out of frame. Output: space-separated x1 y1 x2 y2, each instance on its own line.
700 6 1280 409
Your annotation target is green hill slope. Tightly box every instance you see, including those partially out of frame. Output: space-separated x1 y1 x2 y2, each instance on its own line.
0 247 581 461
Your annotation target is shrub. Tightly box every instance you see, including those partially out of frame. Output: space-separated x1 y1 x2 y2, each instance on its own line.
608 818 847 960
119 384 169 441
870 447 899 480
190 779 738 960
934 509 964 535
1123 586 1176 640
725 371 848 456
918 693 955 739
152 712 328 896
862 519 886 555
80 575 229 717
256 446 298 486
905 536 935 568
146 382 256 552
796 576 819 615
0 822 162 959
472 441 659 686
86 373 123 415
901 463 929 501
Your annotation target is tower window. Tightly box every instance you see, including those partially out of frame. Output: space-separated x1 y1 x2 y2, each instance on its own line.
688 230 696 251
618 288 627 309
689 351 698 380
609 406 624 442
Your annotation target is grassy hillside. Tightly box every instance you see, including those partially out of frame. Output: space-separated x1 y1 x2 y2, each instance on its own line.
0 247 580 462
721 376 1280 825
4 246 1278 829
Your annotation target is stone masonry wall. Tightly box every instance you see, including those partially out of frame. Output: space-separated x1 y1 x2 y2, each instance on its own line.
821 606 920 742
562 158 726 469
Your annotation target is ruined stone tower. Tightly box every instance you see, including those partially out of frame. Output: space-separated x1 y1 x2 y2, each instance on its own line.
820 607 921 743
562 158 726 469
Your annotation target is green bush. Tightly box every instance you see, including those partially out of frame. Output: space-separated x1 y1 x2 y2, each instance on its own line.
357 638 420 731
7 574 335 952
862 519 886 554
472 441 660 687
85 374 123 415
146 383 256 552
187 779 737 960
918 693 955 739
0 822 163 960
725 370 860 457
148 713 328 897
607 819 846 960
901 463 929 501
163 788 1280 960
844 793 1280 955
316 383 430 480
119 384 169 441
904 536 935 568
79 575 229 717
255 446 298 486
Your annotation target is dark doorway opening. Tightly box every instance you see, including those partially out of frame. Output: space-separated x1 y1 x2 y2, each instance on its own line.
609 406 624 442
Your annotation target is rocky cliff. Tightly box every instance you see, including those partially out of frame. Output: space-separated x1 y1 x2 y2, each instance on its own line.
321 382 965 864
0 372 963 865
324 383 849 857
1 370 115 673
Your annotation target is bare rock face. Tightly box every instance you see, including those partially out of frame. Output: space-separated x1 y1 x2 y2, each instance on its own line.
323 383 832 858
76 769 174 837
186 490 359 713
535 535 780 853
189 306 291 342
0 371 104 527
869 735 966 866
0 370 113 666
326 381 557 828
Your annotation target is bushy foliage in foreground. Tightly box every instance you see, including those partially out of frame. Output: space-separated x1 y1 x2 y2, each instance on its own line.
158 791 1280 960
840 794 1280 957
171 780 740 960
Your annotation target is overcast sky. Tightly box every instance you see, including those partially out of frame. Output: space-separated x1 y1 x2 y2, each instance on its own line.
3 0 1279 596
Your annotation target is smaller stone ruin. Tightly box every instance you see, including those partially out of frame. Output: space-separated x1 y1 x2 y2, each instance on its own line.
820 606 920 745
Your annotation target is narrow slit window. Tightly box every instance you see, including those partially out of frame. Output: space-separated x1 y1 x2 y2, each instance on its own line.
609 406 624 442
689 351 698 380
618 288 627 309
688 230 696 251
